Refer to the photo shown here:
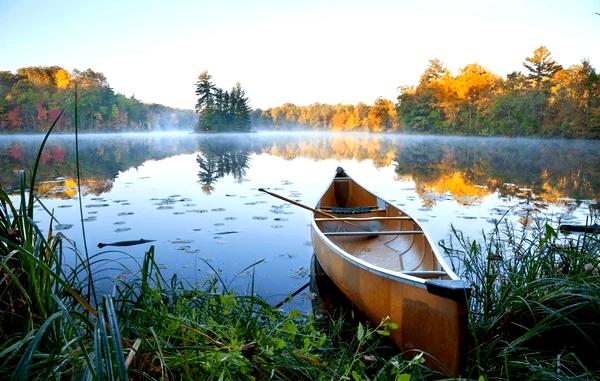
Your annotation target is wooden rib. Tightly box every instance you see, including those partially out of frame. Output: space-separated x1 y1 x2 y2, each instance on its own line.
315 216 412 222
324 230 424 236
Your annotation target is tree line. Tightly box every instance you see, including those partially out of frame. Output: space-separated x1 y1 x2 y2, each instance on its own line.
0 66 195 132
254 46 600 138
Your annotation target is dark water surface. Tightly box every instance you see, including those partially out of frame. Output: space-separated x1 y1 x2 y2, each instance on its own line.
1 131 598 310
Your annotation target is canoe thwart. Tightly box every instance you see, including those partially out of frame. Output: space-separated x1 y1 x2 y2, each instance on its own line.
401 270 447 278
315 216 412 222
425 279 471 301
323 230 424 236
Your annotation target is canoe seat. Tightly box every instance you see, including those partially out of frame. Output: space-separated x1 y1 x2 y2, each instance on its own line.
400 270 447 278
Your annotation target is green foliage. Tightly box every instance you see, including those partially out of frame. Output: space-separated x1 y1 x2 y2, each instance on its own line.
397 90 449 133
442 220 600 380
195 72 251 132
488 90 546 135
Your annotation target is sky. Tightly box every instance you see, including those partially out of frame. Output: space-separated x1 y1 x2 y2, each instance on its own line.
1 0 599 110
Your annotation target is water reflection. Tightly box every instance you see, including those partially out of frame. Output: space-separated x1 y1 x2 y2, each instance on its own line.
196 139 251 194
0 132 598 205
392 137 600 205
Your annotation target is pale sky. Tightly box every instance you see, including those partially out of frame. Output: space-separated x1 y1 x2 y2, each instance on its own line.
1 0 599 110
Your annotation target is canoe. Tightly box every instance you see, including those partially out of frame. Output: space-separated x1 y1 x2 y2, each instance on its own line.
310 167 470 375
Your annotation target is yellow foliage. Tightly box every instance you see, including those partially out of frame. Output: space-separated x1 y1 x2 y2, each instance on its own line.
421 172 489 203
54 69 71 89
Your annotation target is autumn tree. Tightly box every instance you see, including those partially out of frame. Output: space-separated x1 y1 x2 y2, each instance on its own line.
367 98 398 131
453 64 500 132
418 59 448 87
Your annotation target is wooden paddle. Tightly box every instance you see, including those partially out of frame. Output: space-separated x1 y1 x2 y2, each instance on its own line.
258 188 367 231
258 188 339 218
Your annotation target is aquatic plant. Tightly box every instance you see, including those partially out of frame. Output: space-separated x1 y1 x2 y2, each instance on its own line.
442 219 600 380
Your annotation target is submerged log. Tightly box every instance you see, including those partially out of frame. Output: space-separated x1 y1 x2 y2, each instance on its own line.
559 224 599 234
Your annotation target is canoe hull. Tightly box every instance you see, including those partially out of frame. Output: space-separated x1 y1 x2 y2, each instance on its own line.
311 226 468 375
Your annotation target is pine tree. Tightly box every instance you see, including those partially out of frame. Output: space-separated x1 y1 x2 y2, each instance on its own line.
523 46 562 89
195 71 215 113
229 82 251 131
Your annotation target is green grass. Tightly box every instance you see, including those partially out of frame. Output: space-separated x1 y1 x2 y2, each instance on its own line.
442 218 600 380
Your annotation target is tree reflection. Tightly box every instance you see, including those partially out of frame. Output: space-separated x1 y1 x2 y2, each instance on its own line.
195 139 250 194
0 134 597 204
391 138 600 205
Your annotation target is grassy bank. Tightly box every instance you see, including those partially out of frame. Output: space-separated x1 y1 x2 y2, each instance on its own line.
442 219 600 380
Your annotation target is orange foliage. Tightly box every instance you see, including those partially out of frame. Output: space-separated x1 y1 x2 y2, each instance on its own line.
54 69 71 89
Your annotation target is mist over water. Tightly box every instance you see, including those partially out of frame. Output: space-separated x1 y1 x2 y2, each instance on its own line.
1 131 598 310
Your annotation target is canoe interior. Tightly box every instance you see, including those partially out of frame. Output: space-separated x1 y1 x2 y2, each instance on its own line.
316 176 448 278
312 168 469 375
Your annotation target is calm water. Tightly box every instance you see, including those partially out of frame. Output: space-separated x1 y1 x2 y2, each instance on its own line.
1 131 599 310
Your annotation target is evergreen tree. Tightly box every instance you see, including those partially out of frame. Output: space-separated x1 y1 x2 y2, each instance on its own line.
229 82 251 131
523 46 562 89
195 71 215 113
195 71 217 131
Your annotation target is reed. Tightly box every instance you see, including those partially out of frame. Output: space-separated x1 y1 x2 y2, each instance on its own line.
442 218 600 380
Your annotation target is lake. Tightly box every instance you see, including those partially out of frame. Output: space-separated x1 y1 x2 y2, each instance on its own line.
1 131 598 311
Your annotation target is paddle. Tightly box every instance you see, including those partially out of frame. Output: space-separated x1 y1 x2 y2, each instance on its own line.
258 188 339 218
258 188 368 231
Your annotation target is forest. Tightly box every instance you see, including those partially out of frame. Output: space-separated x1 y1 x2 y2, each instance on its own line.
0 66 195 132
2 46 598 137
254 46 600 138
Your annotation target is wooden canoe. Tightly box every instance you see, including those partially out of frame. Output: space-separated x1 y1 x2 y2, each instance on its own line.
310 167 470 375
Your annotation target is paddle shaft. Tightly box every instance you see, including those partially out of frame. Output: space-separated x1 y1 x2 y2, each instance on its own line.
258 188 338 218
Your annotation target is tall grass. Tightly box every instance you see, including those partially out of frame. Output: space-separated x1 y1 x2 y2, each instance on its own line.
442 219 600 380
